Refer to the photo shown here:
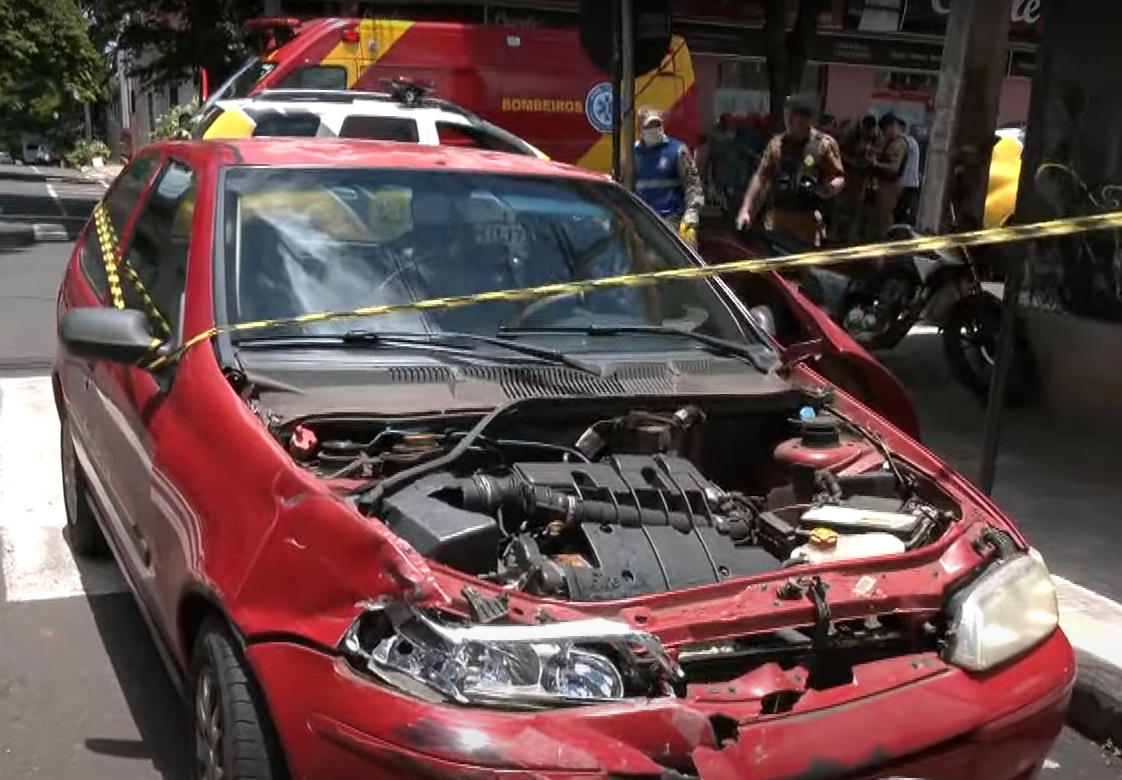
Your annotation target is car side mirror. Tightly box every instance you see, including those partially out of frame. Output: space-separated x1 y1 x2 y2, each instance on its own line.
748 304 777 339
58 308 169 368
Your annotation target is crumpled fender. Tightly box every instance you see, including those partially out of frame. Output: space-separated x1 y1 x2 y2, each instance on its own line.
226 467 449 649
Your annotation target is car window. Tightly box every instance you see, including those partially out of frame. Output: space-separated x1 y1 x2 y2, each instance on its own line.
219 167 755 355
251 110 325 137
119 159 197 339
337 115 420 142
435 121 529 155
273 65 347 90
79 154 163 303
105 154 163 234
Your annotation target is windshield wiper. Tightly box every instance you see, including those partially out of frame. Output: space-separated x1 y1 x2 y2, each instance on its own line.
497 324 776 374
342 330 602 376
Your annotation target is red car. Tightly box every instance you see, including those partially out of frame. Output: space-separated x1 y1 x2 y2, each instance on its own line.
54 138 1072 780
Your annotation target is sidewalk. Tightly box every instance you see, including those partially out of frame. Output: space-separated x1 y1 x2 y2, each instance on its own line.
879 331 1122 744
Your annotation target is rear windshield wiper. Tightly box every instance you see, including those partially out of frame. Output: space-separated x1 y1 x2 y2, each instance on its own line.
342 330 602 376
498 324 776 374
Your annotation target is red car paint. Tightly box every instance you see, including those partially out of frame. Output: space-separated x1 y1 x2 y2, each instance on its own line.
54 138 1071 779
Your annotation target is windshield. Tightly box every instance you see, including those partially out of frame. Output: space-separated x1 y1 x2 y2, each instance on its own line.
198 58 277 118
219 167 762 356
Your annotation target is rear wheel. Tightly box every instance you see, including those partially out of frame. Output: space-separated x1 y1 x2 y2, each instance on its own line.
60 414 109 558
189 619 286 780
942 292 1037 406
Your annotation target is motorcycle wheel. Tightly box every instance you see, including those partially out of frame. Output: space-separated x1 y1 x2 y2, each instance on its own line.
839 269 918 352
942 292 1038 406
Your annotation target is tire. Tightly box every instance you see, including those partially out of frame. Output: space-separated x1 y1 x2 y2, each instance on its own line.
60 414 109 558
189 619 286 780
942 292 1038 406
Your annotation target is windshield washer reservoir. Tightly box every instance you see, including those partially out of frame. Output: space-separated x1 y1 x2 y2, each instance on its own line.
799 504 920 536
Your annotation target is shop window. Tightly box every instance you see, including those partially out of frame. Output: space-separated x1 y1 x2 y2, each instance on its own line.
872 70 939 93
714 58 823 117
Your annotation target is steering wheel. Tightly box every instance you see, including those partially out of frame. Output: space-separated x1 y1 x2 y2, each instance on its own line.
511 291 583 328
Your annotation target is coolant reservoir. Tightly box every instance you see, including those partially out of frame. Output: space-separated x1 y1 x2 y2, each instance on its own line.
790 527 906 565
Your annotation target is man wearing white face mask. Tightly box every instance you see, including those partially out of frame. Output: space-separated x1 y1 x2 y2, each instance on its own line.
632 106 704 242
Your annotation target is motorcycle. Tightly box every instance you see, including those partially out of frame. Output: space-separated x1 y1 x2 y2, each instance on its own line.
737 206 1037 405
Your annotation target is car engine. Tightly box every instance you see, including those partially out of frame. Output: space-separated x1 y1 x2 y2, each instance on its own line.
278 397 954 602
380 451 784 601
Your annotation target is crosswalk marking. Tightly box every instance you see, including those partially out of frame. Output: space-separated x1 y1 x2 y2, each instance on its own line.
0 375 126 602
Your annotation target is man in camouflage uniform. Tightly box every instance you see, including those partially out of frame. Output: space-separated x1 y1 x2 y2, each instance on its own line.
735 95 845 247
632 106 704 244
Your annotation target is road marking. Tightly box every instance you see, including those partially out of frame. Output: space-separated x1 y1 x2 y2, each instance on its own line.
0 376 126 602
44 182 68 217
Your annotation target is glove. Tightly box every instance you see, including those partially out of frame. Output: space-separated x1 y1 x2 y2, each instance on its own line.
682 209 699 228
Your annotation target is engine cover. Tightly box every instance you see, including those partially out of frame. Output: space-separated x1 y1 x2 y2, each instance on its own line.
511 455 779 601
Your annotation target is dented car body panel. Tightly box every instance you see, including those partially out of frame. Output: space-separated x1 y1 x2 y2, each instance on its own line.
54 138 1072 780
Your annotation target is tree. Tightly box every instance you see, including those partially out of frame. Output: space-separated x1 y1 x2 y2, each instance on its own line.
87 0 261 88
763 0 829 132
0 0 105 142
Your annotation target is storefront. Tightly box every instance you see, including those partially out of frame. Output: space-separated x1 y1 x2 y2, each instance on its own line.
682 0 1037 138
263 0 1036 141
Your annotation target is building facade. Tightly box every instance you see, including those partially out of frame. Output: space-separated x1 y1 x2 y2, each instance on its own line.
253 0 1039 139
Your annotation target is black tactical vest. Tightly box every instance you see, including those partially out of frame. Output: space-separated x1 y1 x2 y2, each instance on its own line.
772 131 824 212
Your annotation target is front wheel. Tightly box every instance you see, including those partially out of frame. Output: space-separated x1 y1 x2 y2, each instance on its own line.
189 619 287 780
942 292 1038 406
60 414 109 557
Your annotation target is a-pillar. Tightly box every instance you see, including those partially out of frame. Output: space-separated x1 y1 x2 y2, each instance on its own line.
916 1 1012 233
1014 0 1122 423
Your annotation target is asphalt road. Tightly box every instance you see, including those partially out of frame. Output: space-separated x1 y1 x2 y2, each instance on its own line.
0 168 1118 778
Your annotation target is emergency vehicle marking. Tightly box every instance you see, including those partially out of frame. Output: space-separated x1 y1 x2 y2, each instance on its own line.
584 82 615 134
502 98 583 114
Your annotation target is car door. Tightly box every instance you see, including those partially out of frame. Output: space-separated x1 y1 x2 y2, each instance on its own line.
95 157 198 607
61 153 164 560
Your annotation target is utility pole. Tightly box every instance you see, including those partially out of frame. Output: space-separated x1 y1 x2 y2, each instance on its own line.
619 0 635 191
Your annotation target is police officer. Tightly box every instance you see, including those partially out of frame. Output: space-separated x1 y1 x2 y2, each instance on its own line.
735 94 845 247
633 107 704 240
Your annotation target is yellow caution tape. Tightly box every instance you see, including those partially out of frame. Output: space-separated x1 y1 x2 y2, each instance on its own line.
92 204 172 339
119 207 1122 370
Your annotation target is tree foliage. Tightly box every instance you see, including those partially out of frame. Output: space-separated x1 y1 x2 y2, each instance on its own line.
88 0 262 88
0 0 105 139
763 0 829 132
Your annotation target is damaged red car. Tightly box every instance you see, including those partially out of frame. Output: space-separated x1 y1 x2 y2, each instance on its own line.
54 138 1073 780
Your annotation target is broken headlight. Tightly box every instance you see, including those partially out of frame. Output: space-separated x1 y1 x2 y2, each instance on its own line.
945 553 1059 672
340 603 682 708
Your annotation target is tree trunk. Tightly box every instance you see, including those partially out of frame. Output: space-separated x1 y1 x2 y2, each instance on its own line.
763 0 828 131
763 0 787 133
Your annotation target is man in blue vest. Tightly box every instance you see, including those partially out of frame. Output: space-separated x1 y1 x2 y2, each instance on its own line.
633 106 704 242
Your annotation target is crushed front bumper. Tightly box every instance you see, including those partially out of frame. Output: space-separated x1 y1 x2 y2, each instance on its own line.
247 628 1074 780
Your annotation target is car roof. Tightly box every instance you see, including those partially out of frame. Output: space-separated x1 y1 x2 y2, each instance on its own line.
216 90 479 125
190 137 610 179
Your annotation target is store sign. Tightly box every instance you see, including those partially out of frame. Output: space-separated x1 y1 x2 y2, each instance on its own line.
899 0 1042 39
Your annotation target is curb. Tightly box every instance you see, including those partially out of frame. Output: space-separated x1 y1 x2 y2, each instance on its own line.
1055 576 1122 744
32 223 70 242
